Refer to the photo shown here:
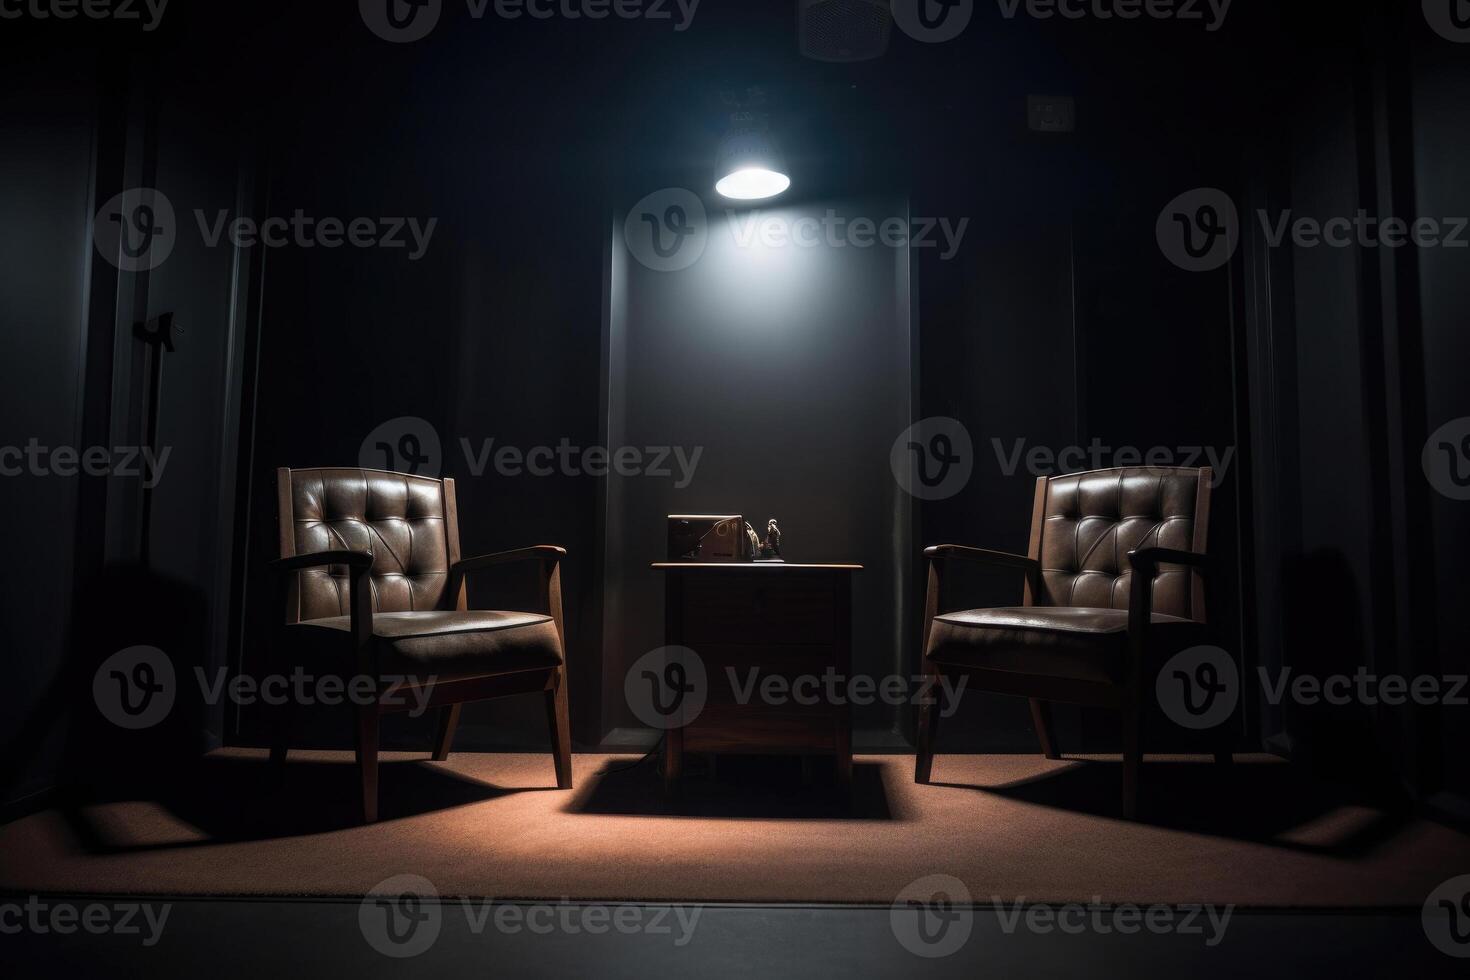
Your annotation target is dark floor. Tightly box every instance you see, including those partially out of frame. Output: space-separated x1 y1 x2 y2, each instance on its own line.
4 897 1465 979
6 751 1465 906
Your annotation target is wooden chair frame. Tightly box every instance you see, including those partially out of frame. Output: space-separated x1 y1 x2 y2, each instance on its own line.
269 469 571 822
914 471 1226 818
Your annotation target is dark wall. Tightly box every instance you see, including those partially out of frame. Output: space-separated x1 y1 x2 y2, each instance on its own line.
910 7 1265 751
914 197 1079 749
1237 1 1470 800
1411 8 1470 802
9 1 1463 804
1 11 260 810
0 54 98 807
1273 28 1384 771
237 14 611 748
186 1 1268 753
230 3 1268 752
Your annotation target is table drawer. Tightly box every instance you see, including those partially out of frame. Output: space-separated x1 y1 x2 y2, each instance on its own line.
684 704 837 753
680 573 837 645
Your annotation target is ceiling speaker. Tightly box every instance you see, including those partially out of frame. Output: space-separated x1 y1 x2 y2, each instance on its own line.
798 0 893 63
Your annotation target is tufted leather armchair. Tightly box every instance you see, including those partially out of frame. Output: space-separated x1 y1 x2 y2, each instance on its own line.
914 466 1224 818
269 467 572 822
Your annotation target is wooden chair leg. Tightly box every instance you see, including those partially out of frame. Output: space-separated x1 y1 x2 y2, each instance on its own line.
269 698 293 770
914 675 942 784
663 723 683 795
432 703 462 762
1121 701 1142 820
267 632 292 771
357 705 380 823
1029 698 1060 760
545 668 573 789
1214 720 1235 766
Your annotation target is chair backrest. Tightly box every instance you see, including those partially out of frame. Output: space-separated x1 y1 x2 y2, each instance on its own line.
276 467 464 623
1026 466 1211 622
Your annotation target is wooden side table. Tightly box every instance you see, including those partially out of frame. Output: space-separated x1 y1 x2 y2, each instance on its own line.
650 562 862 792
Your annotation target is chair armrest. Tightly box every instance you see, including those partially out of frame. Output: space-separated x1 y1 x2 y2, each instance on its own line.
1125 547 1208 673
449 545 566 576
922 546 1043 642
1126 547 1208 578
924 544 1040 574
446 547 568 645
270 550 375 672
270 550 373 573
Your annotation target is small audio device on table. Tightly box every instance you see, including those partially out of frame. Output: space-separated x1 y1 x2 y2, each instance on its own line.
667 515 784 562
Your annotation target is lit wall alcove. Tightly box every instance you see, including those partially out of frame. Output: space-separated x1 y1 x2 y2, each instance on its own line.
599 194 917 741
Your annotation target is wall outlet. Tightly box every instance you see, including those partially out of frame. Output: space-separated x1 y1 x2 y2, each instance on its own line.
1028 95 1076 133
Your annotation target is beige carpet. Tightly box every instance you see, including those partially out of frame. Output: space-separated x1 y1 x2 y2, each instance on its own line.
1 749 1465 907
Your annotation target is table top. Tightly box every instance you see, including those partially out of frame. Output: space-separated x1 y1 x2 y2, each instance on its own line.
650 561 863 571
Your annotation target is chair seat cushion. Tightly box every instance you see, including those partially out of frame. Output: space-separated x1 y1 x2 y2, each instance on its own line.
288 610 562 681
925 606 1203 684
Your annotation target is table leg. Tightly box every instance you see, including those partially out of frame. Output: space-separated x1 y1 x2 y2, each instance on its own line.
835 716 853 790
663 724 683 794
835 572 853 793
